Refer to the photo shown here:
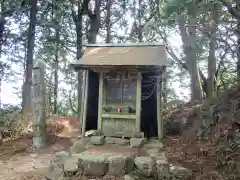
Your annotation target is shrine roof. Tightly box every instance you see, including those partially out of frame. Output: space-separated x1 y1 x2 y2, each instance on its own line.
71 43 168 70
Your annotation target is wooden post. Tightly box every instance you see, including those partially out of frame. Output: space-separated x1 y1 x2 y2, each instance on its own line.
32 61 46 149
97 72 104 131
162 66 167 110
157 70 163 140
81 70 89 136
135 72 142 134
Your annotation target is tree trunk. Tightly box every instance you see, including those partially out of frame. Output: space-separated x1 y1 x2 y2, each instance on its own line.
178 15 203 102
23 0 37 127
76 18 83 118
53 28 60 114
87 0 101 44
138 0 143 42
207 4 218 99
236 3 240 79
105 0 111 43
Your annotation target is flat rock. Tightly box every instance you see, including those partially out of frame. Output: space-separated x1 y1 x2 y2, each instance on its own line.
90 136 105 145
134 156 155 177
45 163 64 180
79 155 107 176
105 137 129 145
170 165 192 178
63 157 79 176
108 155 134 176
130 138 146 148
70 138 89 154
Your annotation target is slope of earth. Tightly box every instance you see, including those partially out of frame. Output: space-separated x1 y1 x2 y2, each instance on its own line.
163 86 240 180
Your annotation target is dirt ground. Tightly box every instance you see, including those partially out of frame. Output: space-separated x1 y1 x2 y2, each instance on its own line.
0 135 72 180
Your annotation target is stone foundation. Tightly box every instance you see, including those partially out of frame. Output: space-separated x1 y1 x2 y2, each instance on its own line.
45 136 191 180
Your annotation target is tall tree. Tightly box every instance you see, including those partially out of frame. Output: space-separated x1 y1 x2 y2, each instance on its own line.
23 0 37 124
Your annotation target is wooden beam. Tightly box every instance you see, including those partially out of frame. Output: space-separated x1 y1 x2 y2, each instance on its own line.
97 72 104 131
102 114 136 119
157 74 164 140
81 70 89 136
135 72 142 134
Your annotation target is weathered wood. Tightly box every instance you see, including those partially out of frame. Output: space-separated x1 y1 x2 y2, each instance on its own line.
135 72 142 133
81 70 89 136
157 74 163 140
162 66 167 110
32 61 46 149
97 72 104 131
102 114 136 119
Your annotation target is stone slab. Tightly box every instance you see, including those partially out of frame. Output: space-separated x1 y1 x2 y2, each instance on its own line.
105 137 129 145
90 136 105 145
130 138 146 148
108 155 134 176
63 157 79 176
79 155 107 176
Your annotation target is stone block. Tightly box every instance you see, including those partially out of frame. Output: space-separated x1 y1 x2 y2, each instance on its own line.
79 155 107 176
156 159 169 177
130 138 146 148
90 136 105 145
108 155 134 176
105 137 129 145
45 163 64 180
63 157 79 177
134 156 155 177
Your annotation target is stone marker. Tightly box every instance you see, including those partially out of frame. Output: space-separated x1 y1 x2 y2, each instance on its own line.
79 155 107 176
90 136 105 145
130 138 146 148
134 156 155 177
108 155 134 176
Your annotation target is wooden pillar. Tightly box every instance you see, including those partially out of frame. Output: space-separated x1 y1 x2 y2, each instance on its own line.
157 69 164 140
136 72 142 134
81 70 89 136
162 66 167 110
97 72 104 131
32 61 46 149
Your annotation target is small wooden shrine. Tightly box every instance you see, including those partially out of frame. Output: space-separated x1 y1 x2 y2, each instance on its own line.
71 43 168 139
